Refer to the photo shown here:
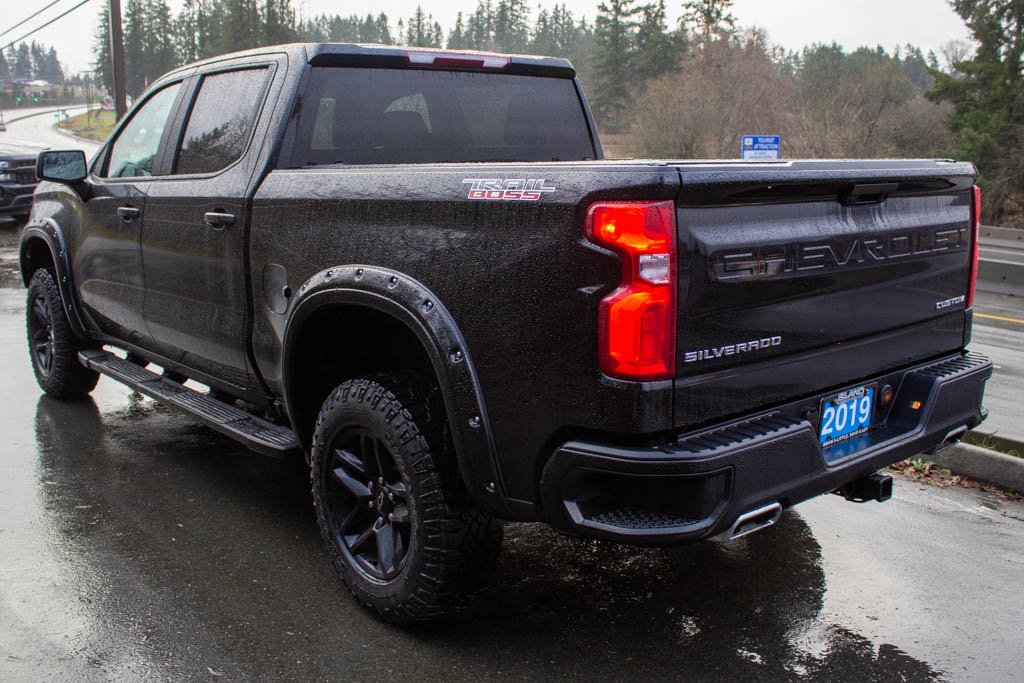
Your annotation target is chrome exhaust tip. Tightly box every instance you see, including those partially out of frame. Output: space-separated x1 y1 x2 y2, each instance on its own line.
712 502 783 543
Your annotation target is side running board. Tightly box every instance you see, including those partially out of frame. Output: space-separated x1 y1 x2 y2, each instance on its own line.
79 349 301 459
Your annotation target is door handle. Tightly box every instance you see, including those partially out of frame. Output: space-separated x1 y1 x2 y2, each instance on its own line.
117 206 141 221
204 211 236 228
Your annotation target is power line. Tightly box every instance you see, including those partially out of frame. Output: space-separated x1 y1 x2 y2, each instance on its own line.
0 0 67 40
1 0 95 54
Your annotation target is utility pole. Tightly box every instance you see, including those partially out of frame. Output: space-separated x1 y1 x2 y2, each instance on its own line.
108 0 128 119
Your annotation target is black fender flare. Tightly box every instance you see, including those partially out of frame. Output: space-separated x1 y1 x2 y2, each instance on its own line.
281 265 511 516
19 219 89 338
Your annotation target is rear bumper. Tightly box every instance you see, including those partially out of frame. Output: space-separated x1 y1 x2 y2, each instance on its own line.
540 352 992 545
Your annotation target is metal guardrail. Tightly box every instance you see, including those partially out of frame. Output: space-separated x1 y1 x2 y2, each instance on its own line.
978 225 1024 296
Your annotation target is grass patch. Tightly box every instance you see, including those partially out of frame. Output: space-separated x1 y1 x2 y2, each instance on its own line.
963 433 1023 459
58 109 116 141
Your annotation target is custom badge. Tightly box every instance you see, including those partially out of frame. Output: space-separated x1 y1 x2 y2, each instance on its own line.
462 178 556 201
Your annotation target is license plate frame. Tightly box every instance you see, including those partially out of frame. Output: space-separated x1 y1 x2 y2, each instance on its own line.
819 383 876 448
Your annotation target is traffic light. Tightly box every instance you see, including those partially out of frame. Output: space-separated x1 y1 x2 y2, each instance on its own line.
15 96 21 103
32 96 39 103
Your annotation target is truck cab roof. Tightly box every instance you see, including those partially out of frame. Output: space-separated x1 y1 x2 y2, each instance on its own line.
165 42 576 80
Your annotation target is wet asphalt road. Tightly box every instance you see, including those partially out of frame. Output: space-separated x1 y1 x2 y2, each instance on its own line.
0 224 1023 682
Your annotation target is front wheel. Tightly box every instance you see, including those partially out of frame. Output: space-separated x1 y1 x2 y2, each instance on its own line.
26 269 99 399
311 374 502 624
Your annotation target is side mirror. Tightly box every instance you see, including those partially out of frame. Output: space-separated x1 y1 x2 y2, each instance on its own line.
36 150 87 183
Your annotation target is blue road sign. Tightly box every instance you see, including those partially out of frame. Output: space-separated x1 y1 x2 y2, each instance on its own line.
741 135 781 160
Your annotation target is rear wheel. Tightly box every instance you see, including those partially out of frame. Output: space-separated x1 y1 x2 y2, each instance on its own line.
26 269 99 398
311 374 502 624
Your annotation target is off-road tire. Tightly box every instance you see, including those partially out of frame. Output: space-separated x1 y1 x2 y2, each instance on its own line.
26 269 99 398
311 373 503 624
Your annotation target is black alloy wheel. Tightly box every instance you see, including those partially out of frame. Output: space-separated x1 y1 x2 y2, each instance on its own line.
324 427 413 582
28 292 55 376
25 269 99 398
311 374 503 624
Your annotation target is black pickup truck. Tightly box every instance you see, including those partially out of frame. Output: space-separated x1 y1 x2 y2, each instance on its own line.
0 141 43 220
21 43 992 623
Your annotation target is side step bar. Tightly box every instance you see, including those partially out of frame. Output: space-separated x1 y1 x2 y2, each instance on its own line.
79 349 301 459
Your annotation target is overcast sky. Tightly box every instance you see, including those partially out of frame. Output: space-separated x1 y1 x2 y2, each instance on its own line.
7 0 973 76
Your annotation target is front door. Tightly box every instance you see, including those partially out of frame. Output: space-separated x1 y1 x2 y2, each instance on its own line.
140 66 273 390
75 81 185 345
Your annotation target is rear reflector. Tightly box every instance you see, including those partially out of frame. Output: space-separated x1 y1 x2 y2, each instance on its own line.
967 185 981 308
585 201 677 381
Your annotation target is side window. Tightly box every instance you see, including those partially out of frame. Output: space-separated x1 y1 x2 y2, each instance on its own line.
104 82 182 178
174 68 269 175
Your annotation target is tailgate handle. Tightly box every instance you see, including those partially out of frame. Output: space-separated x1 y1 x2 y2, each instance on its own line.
844 182 900 205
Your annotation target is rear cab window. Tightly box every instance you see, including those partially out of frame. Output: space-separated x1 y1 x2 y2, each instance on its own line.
291 67 596 166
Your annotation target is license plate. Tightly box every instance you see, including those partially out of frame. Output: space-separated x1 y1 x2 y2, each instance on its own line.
819 384 875 448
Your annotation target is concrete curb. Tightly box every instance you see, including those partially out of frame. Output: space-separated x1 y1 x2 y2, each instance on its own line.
966 428 1024 456
928 442 1024 494
3 107 65 124
51 124 101 147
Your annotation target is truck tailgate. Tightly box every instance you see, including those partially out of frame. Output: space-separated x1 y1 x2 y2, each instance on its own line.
672 160 977 428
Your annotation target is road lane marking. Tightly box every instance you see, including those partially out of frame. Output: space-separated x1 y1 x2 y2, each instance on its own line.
976 312 1024 325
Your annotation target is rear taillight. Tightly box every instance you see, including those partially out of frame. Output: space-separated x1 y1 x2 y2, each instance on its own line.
585 201 677 381
967 185 981 308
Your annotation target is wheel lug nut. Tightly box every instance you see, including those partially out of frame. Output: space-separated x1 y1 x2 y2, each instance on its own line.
387 513 393 521
378 477 384 484
388 492 394 501
368 501 374 509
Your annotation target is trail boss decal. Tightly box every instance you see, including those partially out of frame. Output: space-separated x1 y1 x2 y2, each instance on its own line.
463 178 556 201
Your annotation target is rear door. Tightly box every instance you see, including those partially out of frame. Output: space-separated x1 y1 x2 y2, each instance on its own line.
140 63 275 389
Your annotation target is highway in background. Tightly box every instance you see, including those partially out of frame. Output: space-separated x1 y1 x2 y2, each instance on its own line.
0 106 100 158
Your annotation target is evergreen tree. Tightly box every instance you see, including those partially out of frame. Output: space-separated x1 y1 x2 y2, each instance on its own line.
405 7 443 48
531 9 558 55
448 12 470 49
634 1 685 80
593 0 641 125
680 0 735 45
31 42 47 80
43 47 65 84
466 1 496 49
123 0 148 95
493 0 530 52
376 13 394 44
551 4 584 56
174 0 212 63
0 50 10 83
898 45 933 89
262 0 296 45
93 8 113 94
929 0 1024 222
148 0 178 82
216 0 261 54
13 43 33 81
